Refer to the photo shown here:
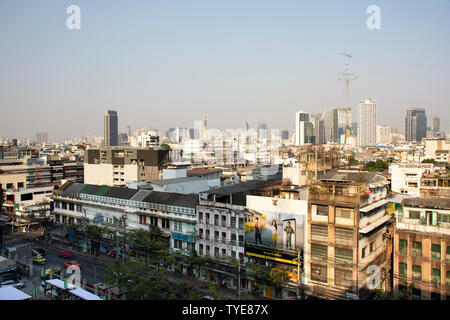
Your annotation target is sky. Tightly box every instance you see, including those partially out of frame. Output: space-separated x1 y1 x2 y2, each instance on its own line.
0 0 449 141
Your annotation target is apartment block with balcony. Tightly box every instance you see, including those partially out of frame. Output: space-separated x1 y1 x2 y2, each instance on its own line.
305 170 394 300
393 198 450 300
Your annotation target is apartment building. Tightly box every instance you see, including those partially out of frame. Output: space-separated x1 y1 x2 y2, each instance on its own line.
84 147 170 187
390 163 435 197
305 171 393 300
195 181 276 289
0 159 83 191
393 198 450 300
52 182 198 252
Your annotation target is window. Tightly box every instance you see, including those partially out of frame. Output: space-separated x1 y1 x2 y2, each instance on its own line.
335 227 353 245
231 217 236 228
431 244 441 260
409 210 420 219
362 247 367 259
17 182 24 188
335 247 353 267
139 215 147 225
62 202 67 210
430 292 441 301
199 229 203 239
214 215 219 226
335 268 353 288
412 241 422 257
431 268 441 285
399 262 407 277
370 242 374 253
311 224 328 242
447 271 450 288
6 183 13 189
222 249 226 256
399 239 408 255
311 264 327 283
174 239 183 249
199 244 203 255
76 204 82 212
335 207 353 220
438 214 450 223
20 193 33 201
311 244 328 262
222 232 226 243
221 215 226 227
206 229 210 240
214 231 219 241
214 247 219 257
316 205 328 216
68 203 75 211
161 218 170 229
199 212 203 223
206 213 210 224
412 265 421 280
447 246 450 263
412 288 422 300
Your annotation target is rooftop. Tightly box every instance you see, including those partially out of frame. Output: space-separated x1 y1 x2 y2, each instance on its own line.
403 197 450 210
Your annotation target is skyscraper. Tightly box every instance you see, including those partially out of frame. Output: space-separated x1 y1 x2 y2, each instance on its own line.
358 99 377 146
295 111 314 145
405 108 427 142
201 114 207 141
36 132 48 144
310 113 324 145
432 116 440 135
322 108 338 143
104 110 118 146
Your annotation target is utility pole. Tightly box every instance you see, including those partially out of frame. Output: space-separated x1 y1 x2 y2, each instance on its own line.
82 209 88 253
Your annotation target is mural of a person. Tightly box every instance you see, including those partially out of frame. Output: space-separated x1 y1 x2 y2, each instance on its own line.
254 217 262 244
284 221 295 248
271 220 278 246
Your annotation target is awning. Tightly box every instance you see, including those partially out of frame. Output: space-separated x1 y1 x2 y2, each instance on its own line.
359 215 392 234
359 199 389 213
46 279 75 290
0 286 32 300
69 288 102 300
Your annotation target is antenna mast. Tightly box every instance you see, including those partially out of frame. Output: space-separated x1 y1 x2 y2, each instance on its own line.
338 53 357 145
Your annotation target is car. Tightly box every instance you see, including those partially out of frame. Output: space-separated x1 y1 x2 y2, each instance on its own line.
0 280 25 289
64 260 82 270
32 256 46 265
58 250 73 259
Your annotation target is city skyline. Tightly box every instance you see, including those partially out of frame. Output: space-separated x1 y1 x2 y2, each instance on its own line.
0 1 449 140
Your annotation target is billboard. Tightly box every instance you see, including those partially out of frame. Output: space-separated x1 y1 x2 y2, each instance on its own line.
244 196 307 264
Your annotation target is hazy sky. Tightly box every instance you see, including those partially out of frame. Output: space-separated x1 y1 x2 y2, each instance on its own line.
0 0 449 141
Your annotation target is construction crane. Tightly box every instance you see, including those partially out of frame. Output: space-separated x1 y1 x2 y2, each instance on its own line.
338 53 357 145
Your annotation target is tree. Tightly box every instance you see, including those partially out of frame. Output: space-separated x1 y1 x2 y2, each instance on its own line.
421 158 436 164
159 144 171 151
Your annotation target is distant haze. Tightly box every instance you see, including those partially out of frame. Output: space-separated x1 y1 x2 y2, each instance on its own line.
0 0 449 141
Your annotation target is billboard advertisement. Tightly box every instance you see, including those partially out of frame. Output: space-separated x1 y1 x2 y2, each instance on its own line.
244 196 307 265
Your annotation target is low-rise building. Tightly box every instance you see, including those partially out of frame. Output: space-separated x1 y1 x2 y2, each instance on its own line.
52 182 198 253
393 198 450 300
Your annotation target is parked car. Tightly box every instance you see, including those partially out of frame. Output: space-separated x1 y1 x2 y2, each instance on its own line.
58 250 73 259
64 260 81 270
0 280 25 289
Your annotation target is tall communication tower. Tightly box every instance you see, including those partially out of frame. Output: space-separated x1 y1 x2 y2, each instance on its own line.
338 53 357 144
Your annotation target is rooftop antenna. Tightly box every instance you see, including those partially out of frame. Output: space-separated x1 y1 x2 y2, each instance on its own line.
338 53 357 145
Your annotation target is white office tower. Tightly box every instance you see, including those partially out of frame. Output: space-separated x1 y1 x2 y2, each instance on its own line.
358 99 377 146
295 111 314 146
